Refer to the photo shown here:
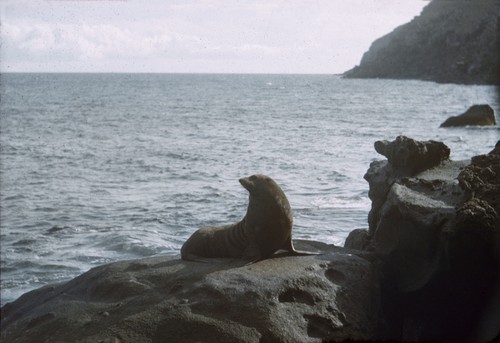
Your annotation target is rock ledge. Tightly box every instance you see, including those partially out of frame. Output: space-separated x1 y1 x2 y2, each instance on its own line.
1 241 381 343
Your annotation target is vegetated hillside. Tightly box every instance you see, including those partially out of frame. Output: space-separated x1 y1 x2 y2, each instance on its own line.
344 0 500 85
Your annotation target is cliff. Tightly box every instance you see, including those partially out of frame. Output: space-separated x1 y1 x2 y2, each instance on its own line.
344 0 500 85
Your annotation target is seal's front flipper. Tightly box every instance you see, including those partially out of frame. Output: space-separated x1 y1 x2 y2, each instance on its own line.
241 238 262 265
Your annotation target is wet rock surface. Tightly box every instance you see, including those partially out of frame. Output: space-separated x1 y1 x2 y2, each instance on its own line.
1 241 382 343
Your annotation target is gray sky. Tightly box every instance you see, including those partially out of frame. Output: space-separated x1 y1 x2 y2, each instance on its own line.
0 0 427 74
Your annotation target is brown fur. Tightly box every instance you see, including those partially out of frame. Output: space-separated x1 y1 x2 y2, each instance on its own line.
181 174 317 262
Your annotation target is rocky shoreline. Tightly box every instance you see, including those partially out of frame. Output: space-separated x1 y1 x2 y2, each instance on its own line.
2 137 499 342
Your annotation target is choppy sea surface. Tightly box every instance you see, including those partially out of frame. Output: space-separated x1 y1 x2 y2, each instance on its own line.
1 73 498 305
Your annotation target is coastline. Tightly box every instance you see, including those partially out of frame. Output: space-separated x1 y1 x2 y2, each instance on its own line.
2 137 499 342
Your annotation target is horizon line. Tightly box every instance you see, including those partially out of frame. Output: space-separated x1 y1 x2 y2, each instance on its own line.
0 71 347 76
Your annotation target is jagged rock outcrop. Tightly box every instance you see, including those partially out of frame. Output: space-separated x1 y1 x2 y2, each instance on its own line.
0 241 382 343
364 135 451 233
348 136 500 342
374 135 450 176
344 0 500 85
440 104 496 127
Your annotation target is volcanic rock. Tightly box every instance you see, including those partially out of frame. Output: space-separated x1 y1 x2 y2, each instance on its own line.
350 137 500 342
0 241 382 343
373 135 450 176
440 104 496 127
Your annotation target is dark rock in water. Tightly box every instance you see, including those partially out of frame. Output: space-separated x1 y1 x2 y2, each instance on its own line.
374 135 450 176
343 0 500 85
46 225 69 234
347 137 500 342
344 228 371 251
440 104 496 127
0 241 382 343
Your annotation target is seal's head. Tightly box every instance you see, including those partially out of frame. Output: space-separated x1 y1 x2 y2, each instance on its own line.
239 174 290 211
239 174 281 195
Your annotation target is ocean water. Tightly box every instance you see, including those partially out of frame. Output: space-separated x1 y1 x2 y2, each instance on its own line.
1 73 498 305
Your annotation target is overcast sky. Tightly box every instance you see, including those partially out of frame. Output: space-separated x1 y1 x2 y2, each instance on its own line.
0 0 427 74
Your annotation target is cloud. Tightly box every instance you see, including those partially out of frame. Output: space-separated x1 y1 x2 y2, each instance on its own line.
2 21 181 60
1 18 283 69
0 0 427 73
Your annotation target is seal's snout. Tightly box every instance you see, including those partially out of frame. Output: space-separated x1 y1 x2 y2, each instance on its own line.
239 177 253 191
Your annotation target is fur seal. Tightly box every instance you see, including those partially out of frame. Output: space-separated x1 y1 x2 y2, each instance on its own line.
181 174 318 263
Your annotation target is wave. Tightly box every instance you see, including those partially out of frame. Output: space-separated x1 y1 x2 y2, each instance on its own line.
310 195 370 210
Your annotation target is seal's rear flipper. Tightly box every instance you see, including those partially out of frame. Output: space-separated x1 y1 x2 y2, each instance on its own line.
283 238 322 256
181 253 211 263
271 250 321 258
288 250 321 256
182 254 230 264
182 254 242 264
243 258 261 266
